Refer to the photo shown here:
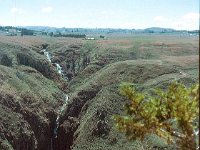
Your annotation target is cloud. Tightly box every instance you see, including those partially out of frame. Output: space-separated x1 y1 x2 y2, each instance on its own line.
183 13 199 21
172 21 198 30
42 6 53 13
172 13 199 30
153 13 199 30
10 7 24 14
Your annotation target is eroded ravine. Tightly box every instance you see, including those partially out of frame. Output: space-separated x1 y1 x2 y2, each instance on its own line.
54 95 69 138
42 47 73 150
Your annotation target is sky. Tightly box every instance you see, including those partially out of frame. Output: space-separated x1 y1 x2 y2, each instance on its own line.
0 0 199 30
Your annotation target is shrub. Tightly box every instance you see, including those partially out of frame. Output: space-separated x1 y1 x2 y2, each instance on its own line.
113 81 199 150
0 54 12 66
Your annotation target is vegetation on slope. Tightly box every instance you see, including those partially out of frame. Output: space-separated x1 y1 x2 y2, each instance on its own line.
114 82 199 150
0 34 198 149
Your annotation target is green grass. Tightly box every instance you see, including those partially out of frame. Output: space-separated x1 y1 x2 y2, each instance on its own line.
0 34 198 150
0 64 62 107
65 34 198 150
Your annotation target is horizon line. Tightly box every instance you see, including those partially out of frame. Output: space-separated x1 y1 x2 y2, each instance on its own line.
0 25 199 31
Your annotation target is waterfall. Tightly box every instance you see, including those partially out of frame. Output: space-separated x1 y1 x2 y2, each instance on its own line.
42 48 70 139
55 63 63 75
43 49 52 62
54 94 69 138
195 128 199 150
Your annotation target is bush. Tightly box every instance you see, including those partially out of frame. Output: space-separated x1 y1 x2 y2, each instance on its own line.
0 54 12 66
113 81 199 150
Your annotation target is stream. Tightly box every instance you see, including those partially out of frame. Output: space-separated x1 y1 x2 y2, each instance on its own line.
43 49 52 62
42 49 70 147
42 48 199 150
54 94 69 138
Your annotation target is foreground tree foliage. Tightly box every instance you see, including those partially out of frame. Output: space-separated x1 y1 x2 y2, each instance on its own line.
114 82 199 150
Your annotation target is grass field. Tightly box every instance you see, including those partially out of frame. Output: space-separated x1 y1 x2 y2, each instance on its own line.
0 33 199 149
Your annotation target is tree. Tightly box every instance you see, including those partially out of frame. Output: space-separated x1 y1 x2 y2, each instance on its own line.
49 32 53 37
113 82 199 150
100 35 105 39
21 28 34 36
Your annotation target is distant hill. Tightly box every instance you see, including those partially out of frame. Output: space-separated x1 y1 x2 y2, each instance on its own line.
20 26 199 34
0 25 199 36
23 26 59 32
144 27 175 33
